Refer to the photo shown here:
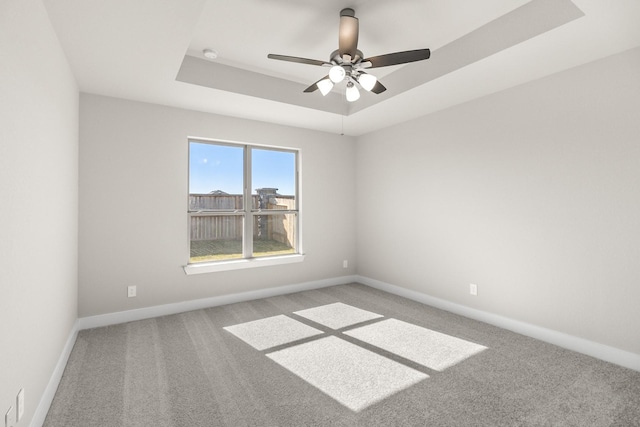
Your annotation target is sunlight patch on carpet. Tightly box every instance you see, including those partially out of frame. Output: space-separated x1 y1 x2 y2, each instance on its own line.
293 302 383 329
267 336 428 412
344 318 488 371
224 315 323 350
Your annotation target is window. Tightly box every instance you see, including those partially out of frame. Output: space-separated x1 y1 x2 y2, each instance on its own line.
187 140 300 268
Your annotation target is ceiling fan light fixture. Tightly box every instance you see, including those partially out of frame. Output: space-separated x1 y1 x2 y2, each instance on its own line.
358 73 377 91
267 8 429 100
346 81 360 102
329 65 346 83
317 78 334 96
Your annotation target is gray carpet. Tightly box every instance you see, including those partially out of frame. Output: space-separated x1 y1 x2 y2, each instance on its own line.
44 283 640 426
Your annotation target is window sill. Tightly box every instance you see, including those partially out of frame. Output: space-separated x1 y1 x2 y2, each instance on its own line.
183 254 305 275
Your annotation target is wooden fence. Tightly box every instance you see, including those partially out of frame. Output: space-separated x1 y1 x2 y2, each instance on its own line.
189 194 296 246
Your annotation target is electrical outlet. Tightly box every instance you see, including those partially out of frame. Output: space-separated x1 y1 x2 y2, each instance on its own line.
469 283 478 296
343 260 348 268
127 285 137 298
5 406 15 427
16 389 24 422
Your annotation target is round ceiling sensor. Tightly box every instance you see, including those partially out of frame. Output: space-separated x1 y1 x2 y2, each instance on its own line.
202 49 218 59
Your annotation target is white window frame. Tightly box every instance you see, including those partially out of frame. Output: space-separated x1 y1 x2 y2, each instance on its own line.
183 139 303 275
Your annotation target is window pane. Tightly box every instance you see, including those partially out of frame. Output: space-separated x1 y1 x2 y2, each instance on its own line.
190 215 243 262
188 141 300 265
253 213 297 258
189 193 243 212
189 142 244 210
252 149 296 210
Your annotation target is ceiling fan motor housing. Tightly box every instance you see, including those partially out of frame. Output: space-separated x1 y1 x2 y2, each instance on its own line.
339 8 359 60
330 49 364 65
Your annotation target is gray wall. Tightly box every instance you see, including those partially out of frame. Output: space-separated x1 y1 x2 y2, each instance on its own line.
356 47 640 355
0 0 79 425
2 4 638 422
78 94 357 317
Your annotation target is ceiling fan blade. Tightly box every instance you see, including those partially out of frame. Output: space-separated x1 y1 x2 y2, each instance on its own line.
364 48 431 68
338 8 359 59
303 75 330 93
267 54 330 67
371 80 387 94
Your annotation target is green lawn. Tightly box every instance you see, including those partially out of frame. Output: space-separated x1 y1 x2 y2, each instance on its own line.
190 238 295 263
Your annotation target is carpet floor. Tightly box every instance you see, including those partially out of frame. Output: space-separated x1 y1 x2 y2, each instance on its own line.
44 283 640 426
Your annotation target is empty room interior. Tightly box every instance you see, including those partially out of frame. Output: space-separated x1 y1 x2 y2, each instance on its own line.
2 0 640 426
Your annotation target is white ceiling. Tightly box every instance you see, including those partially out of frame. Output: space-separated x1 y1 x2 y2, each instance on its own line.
43 0 640 136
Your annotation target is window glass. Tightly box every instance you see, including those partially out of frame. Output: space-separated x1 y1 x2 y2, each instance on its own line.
188 140 299 264
252 148 296 210
253 213 297 258
189 215 244 262
189 142 244 210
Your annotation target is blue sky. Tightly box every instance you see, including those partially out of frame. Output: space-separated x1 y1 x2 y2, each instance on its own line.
189 142 296 195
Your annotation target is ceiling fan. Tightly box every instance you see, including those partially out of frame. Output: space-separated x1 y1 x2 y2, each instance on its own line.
267 8 430 102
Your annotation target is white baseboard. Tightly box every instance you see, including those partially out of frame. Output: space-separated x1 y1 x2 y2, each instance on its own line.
78 275 358 330
357 275 640 373
30 320 79 427
34 275 356 426
35 273 638 427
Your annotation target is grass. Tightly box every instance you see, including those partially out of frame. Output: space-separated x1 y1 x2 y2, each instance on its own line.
190 238 295 263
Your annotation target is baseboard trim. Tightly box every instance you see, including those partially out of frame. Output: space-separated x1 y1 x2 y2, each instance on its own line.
356 275 640 373
30 320 79 427
78 275 358 330
37 274 637 426
34 275 356 426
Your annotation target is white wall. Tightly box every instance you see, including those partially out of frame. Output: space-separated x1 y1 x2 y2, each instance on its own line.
0 0 79 425
78 94 356 317
356 47 640 355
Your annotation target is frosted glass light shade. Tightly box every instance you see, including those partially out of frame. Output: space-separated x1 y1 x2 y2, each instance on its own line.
358 73 377 91
346 82 360 102
329 65 346 83
317 79 334 96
